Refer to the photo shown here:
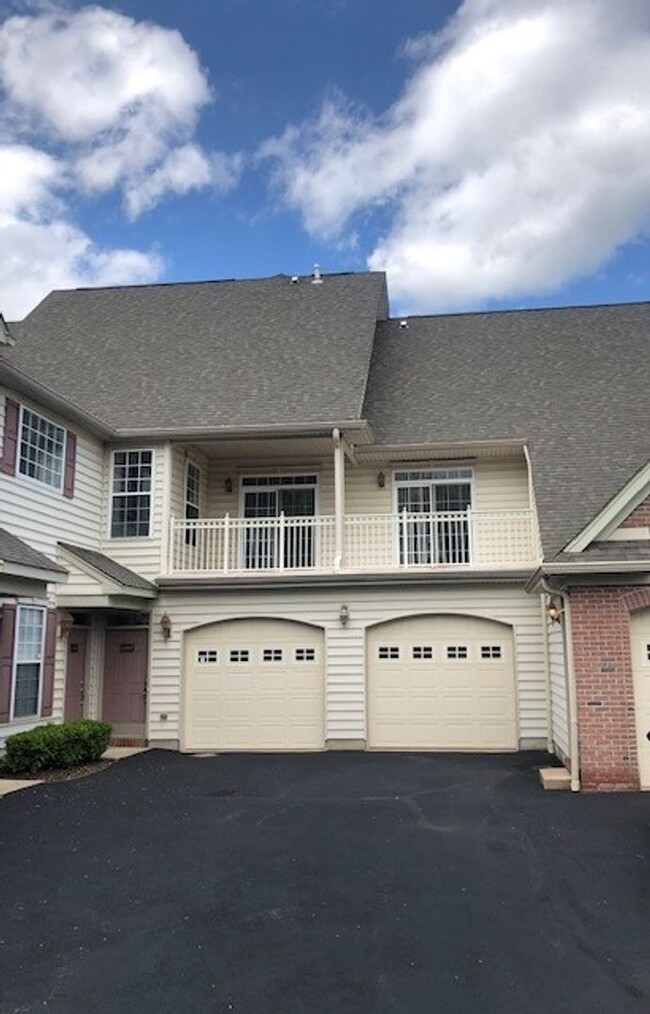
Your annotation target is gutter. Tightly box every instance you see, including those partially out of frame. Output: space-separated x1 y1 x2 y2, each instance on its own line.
541 576 580 792
543 560 650 575
112 419 375 443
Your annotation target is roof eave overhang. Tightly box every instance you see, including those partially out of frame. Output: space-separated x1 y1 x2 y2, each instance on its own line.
58 545 156 599
113 419 375 445
564 461 650 553
0 559 68 584
0 359 114 439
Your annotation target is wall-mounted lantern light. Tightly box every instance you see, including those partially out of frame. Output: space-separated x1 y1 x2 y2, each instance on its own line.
339 604 350 627
377 471 386 489
160 613 172 640
546 598 564 624
224 476 233 494
59 611 75 639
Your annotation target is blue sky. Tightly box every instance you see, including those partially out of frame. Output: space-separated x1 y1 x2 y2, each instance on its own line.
2 0 650 317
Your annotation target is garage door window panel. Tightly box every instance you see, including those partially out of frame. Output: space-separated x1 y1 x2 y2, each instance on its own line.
229 649 250 663
446 645 469 660
412 646 434 660
378 646 400 660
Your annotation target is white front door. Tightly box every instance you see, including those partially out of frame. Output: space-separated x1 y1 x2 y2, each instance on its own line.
631 609 650 788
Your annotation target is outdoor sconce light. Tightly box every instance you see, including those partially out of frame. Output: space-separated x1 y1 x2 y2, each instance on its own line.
59 611 75 639
160 613 172 640
377 471 386 489
546 598 564 624
224 476 233 494
339 604 350 627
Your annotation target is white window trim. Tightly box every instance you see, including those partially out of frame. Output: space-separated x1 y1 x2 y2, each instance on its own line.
108 448 155 540
10 604 46 722
185 459 202 519
237 470 321 517
17 404 67 495
392 466 475 513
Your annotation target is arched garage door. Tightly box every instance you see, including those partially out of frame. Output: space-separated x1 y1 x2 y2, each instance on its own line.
631 609 650 789
184 619 325 751
367 615 517 750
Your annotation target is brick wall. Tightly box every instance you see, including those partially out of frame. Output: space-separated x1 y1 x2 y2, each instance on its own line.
620 495 650 529
570 586 650 792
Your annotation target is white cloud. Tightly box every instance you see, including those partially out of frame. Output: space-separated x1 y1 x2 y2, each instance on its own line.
264 0 650 310
2 217 164 321
0 4 241 317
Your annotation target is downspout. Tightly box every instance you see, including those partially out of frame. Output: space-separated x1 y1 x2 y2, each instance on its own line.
563 593 581 792
333 428 345 572
542 576 580 792
540 594 554 754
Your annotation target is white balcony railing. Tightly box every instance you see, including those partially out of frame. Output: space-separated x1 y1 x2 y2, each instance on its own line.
167 509 540 576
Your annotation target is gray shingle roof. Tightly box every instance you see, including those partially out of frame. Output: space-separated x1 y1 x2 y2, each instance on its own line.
58 543 155 591
363 304 650 559
555 541 650 563
0 528 67 576
3 273 387 432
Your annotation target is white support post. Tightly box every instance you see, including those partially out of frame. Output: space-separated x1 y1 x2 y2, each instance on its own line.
333 429 346 572
278 511 286 571
223 513 230 573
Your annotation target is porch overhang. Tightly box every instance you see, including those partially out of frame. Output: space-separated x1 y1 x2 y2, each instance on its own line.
156 568 536 592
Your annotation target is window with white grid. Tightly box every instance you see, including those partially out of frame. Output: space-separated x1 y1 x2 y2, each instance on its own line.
295 647 316 662
110 450 153 538
446 645 468 660
378 646 400 660
12 606 45 719
18 408 65 490
229 649 250 663
263 648 283 662
412 645 434 660
197 649 218 664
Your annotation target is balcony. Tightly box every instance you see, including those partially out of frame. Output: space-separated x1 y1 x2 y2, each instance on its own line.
166 509 540 576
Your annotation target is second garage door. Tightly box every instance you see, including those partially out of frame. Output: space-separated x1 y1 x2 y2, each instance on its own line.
368 615 518 750
184 618 325 751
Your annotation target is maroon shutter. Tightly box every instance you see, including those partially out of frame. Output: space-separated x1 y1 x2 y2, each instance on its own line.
0 604 16 723
63 431 77 499
1 399 19 476
41 609 57 718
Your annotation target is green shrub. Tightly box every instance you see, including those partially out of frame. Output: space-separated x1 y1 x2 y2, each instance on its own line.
3 719 112 775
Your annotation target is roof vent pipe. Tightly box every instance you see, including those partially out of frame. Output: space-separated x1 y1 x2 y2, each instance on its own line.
290 275 299 284
312 263 323 285
399 319 409 330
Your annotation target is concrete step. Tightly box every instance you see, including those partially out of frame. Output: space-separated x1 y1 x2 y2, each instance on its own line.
539 766 571 791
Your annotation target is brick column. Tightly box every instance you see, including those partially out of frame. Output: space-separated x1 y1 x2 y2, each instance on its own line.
570 587 640 792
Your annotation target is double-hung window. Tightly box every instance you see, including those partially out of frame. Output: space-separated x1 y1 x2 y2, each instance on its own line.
18 408 66 490
395 468 473 565
185 462 201 545
12 606 45 719
110 450 153 538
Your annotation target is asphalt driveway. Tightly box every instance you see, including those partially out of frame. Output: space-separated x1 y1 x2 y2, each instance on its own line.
1 751 650 1014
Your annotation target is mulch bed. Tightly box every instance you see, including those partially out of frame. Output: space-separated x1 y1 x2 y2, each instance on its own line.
0 760 114 783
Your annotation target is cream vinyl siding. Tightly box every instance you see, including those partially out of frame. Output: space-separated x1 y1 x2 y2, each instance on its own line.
99 444 165 580
205 456 530 519
148 583 546 748
547 621 570 762
0 389 103 561
631 609 650 789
